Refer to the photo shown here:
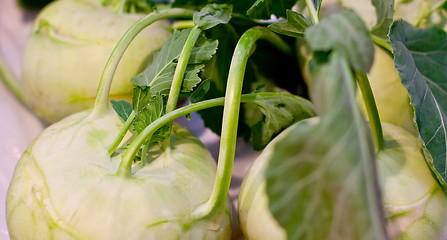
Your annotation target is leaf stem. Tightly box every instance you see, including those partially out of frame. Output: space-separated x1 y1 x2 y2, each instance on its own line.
165 26 201 114
356 71 385 151
305 0 320 24
192 27 291 219
115 92 295 178
117 97 225 178
370 34 392 53
0 54 32 109
107 110 136 156
90 8 195 119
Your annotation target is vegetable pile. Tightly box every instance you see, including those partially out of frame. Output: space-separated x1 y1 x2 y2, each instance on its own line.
2 0 447 239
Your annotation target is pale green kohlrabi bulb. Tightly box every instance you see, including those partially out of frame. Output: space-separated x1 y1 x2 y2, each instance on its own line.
6 109 232 240
238 119 447 240
22 0 171 123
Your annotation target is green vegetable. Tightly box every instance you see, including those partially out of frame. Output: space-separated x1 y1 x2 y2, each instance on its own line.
21 0 171 123
6 110 232 239
238 119 447 240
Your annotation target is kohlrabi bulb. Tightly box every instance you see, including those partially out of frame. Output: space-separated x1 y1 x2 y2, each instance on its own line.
6 110 232 239
22 0 171 123
378 122 447 239
238 119 447 240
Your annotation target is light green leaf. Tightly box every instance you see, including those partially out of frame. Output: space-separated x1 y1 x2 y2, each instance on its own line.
110 99 132 121
268 10 311 38
193 4 232 30
132 30 218 96
390 20 447 185
305 9 375 72
133 93 168 143
265 52 387 240
243 92 316 150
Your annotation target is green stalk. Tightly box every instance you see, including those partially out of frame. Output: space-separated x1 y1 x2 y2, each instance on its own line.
305 0 320 24
90 8 195 119
356 71 385 151
0 54 32 108
162 25 201 150
370 34 392 53
192 27 291 219
116 92 295 177
165 26 201 114
117 97 225 177
107 111 136 156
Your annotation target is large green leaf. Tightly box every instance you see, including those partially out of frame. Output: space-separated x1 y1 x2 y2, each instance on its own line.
265 52 386 240
110 99 132 121
131 30 218 95
306 9 375 72
389 20 447 185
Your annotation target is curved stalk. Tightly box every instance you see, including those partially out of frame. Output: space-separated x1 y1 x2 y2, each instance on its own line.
116 92 296 177
192 27 290 219
0 54 32 108
90 8 195 119
165 26 201 114
356 71 385 151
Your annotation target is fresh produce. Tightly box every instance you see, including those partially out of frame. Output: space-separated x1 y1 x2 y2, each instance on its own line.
238 119 447 239
3 0 447 239
21 0 171 123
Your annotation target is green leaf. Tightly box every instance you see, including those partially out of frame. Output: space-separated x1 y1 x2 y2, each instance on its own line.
110 99 132 121
243 92 316 150
265 52 386 240
246 0 297 19
268 10 311 38
371 0 394 39
193 4 232 30
305 9 375 72
132 29 218 95
389 20 447 185
190 79 211 103
132 86 152 113
312 0 322 12
133 93 168 142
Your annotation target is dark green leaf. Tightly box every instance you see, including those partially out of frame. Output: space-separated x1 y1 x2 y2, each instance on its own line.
312 0 322 12
371 0 394 39
389 20 447 185
190 79 211 103
305 9 375 72
110 99 132 121
246 0 297 19
268 10 311 37
266 52 386 240
193 4 232 30
132 29 218 96
17 0 52 9
243 92 316 150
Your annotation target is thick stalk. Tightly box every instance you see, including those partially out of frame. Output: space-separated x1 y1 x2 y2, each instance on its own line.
356 71 385 151
116 92 294 177
305 0 320 24
90 8 195 118
192 27 291 219
0 55 32 108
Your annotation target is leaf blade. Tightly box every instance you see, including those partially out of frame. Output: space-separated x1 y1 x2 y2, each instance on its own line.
390 20 447 185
